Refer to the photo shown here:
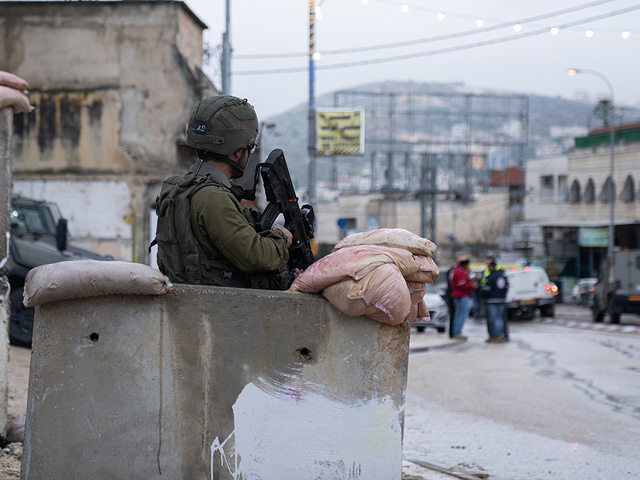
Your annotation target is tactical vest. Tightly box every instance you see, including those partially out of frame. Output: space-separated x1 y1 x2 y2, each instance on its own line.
153 172 286 290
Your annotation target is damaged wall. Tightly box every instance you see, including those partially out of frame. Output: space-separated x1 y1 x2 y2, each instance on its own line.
0 1 216 262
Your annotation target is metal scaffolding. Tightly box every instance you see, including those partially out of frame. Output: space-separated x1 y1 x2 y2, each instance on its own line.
328 90 529 241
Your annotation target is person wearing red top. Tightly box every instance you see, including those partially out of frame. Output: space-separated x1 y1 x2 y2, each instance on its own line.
449 255 473 339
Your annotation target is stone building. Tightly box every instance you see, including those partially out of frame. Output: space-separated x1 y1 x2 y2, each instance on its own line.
0 1 216 262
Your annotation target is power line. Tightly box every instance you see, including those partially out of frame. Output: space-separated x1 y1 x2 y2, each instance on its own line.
233 5 640 75
234 0 624 59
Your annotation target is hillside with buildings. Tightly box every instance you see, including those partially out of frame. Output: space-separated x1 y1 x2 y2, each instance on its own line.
263 80 640 193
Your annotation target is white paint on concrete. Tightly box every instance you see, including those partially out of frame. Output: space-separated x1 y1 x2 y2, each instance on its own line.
0 232 9 270
211 382 403 480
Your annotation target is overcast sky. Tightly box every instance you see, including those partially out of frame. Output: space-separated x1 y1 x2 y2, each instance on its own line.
186 0 640 120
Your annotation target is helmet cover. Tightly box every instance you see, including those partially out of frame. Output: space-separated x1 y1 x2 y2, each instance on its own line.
186 95 259 156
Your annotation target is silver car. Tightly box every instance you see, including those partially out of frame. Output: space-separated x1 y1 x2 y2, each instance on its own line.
413 283 448 334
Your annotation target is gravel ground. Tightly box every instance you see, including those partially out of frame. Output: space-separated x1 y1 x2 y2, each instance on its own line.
0 345 30 479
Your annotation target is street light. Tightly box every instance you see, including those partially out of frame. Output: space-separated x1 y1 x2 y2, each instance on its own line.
567 68 616 283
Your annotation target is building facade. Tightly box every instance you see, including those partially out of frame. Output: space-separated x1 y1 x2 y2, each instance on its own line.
1 1 216 262
523 123 640 279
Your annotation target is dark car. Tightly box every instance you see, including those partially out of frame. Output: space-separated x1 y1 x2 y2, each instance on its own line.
8 195 110 347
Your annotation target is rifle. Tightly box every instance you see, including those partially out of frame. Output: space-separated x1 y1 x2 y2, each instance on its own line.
249 149 315 283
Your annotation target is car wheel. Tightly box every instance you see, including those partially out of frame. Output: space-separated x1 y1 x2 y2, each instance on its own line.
416 326 425 333
610 312 621 324
437 326 445 333
592 297 604 323
539 304 555 318
10 288 33 348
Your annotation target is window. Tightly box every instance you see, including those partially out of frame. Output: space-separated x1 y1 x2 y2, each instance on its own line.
620 175 635 202
540 175 553 202
557 175 568 202
599 176 615 203
568 179 581 203
584 178 595 203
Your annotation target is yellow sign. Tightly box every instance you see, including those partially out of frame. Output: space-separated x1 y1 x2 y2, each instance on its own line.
316 108 364 156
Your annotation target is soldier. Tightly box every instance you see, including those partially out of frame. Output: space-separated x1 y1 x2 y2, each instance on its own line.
154 95 292 289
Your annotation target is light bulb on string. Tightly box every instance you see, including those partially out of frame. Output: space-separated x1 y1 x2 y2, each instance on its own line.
550 27 559 35
437 12 445 21
401 4 409 13
585 29 594 37
514 24 522 32
476 19 484 27
313 52 321 61
622 31 630 39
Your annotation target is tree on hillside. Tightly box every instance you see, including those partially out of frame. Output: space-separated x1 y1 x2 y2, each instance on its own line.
593 99 614 127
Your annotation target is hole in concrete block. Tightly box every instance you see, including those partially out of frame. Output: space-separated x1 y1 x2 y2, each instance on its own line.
297 347 312 361
89 333 99 342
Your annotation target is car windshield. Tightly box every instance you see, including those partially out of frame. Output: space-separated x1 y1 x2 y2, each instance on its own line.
11 203 57 235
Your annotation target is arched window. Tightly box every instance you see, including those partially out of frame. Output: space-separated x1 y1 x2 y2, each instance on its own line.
584 178 595 203
620 175 635 202
568 179 581 203
599 176 616 203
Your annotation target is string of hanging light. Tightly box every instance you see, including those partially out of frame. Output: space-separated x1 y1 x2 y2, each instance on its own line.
234 0 637 60
233 3 640 75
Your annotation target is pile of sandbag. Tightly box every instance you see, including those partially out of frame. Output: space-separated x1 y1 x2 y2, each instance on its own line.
289 228 439 325
0 71 33 113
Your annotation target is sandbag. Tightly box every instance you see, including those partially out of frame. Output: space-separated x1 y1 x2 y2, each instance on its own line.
404 255 439 283
334 228 437 257
24 260 171 307
410 299 430 323
0 85 32 113
322 263 411 326
0 71 28 92
289 245 422 294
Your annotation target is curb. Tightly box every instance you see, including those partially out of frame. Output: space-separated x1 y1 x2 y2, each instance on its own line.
409 339 466 353
533 317 640 335
406 459 488 479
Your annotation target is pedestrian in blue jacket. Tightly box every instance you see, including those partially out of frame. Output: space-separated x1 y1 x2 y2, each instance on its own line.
482 261 509 343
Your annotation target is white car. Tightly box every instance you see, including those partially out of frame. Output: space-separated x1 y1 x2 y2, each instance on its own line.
413 283 448 334
505 266 555 320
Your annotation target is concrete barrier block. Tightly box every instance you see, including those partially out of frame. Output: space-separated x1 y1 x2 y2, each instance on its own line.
21 285 410 479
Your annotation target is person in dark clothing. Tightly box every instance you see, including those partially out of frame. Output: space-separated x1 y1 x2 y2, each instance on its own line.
482 260 509 343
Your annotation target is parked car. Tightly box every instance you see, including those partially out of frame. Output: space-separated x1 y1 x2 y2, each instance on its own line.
505 266 555 320
571 277 598 306
8 195 110 347
413 283 448 334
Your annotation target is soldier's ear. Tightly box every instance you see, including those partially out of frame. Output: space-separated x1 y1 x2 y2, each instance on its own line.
229 149 245 161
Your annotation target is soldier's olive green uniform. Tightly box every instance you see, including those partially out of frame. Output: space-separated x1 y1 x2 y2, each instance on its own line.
190 161 288 275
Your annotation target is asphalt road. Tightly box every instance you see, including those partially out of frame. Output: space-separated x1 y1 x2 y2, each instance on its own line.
403 304 640 480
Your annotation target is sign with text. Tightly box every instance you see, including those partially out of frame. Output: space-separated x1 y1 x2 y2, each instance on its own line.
579 227 608 247
316 108 364 156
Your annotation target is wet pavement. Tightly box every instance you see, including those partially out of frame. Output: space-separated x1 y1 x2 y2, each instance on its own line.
404 307 640 479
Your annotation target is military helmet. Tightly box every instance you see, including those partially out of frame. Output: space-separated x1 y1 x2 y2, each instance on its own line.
186 95 259 156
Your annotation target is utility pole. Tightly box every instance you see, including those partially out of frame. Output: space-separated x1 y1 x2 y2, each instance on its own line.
307 0 317 206
221 0 231 94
